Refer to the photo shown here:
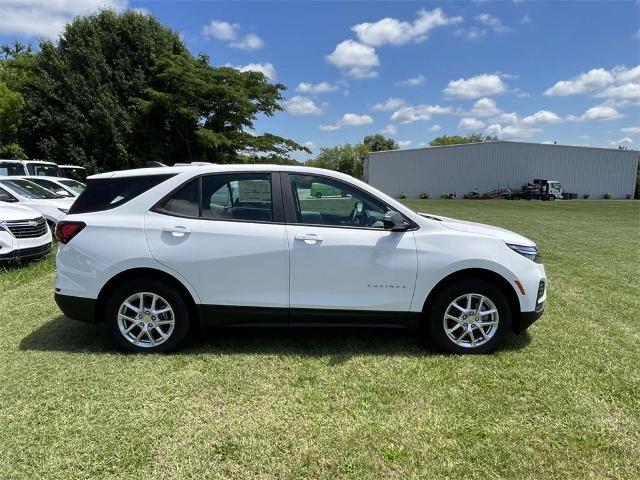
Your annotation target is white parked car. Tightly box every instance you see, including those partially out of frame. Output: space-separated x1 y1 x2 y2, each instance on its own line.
0 204 52 262
0 177 75 225
0 159 61 177
54 165 546 354
21 176 86 197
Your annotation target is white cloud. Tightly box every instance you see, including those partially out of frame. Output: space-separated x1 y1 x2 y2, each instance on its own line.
372 98 406 111
597 83 640 101
228 63 276 80
352 8 462 47
458 117 486 130
484 124 502 137
303 141 315 150
545 68 615 96
444 74 507 99
381 124 398 136
296 81 342 94
567 105 624 122
522 110 561 126
470 97 501 117
502 124 541 139
395 74 425 87
0 0 128 38
391 104 452 123
492 112 519 124
613 65 640 83
621 126 640 134
285 96 323 116
475 13 511 33
429 124 442 132
398 140 412 149
455 26 487 40
609 137 634 147
203 19 238 40
230 33 264 51
320 113 373 130
520 14 531 24
133 7 151 16
204 19 264 50
326 40 379 78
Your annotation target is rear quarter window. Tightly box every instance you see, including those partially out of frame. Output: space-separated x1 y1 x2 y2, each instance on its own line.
69 174 175 214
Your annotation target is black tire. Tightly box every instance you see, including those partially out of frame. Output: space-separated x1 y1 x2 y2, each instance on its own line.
315 192 322 198
104 278 190 353
425 279 512 354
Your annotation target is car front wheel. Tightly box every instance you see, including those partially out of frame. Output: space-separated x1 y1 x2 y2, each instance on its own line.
104 279 190 353
426 279 512 354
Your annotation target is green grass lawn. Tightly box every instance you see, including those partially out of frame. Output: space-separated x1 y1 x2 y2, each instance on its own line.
1 200 639 479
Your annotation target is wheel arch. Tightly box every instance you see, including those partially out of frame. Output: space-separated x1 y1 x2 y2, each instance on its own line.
421 268 523 333
96 267 200 326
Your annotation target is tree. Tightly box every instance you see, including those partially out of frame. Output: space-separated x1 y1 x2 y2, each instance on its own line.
363 134 398 152
15 9 306 172
429 133 498 146
307 143 369 178
0 81 23 152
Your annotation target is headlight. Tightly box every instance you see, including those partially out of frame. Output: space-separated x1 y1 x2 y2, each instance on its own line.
58 208 69 214
507 243 542 263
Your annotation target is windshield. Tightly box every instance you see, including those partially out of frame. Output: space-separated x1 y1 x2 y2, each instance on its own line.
60 166 86 181
59 179 86 195
0 162 26 176
27 162 60 177
0 179 63 199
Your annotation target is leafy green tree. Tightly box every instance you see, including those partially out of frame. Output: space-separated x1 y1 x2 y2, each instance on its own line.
307 143 369 178
0 81 23 149
363 134 398 152
15 9 306 172
429 133 498 146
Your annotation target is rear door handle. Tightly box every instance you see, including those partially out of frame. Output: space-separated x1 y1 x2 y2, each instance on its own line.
294 233 323 244
162 226 191 237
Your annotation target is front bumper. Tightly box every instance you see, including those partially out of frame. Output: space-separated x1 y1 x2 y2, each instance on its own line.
55 293 98 323
0 242 52 262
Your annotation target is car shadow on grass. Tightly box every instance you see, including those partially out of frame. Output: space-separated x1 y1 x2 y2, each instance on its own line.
19 315 531 358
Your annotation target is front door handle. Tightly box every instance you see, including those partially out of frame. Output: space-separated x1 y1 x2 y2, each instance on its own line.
294 233 323 244
162 226 191 237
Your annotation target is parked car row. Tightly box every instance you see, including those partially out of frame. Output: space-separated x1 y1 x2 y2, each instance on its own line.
0 173 86 263
0 159 87 181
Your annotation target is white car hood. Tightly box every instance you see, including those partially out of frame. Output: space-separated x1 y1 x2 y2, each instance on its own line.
0 203 42 221
419 213 535 246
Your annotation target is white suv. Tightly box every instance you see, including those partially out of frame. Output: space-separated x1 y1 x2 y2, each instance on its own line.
55 165 546 354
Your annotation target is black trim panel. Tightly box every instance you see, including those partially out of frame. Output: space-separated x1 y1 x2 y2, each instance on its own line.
55 293 98 323
0 242 51 262
516 305 544 333
197 304 411 327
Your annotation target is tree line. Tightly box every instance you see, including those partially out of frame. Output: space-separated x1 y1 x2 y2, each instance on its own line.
0 9 498 176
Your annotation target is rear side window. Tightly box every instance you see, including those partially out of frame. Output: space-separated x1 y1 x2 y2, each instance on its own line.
157 173 273 223
69 174 175 214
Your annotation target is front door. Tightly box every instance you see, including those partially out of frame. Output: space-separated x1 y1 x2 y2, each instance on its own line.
283 173 417 324
145 172 289 325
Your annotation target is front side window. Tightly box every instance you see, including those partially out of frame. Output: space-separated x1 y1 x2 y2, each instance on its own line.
0 162 26 176
289 174 388 229
158 173 274 223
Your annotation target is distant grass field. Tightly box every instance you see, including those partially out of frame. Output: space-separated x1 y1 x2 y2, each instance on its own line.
1 200 639 479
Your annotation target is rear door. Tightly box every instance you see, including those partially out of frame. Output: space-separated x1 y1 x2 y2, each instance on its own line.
145 172 290 325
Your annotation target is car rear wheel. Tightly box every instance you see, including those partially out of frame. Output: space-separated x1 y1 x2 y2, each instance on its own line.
105 279 190 353
426 279 512 354
315 192 322 198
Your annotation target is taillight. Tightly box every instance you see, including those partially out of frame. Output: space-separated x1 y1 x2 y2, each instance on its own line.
55 221 86 244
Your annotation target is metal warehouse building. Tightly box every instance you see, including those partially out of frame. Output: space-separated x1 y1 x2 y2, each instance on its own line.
364 141 638 199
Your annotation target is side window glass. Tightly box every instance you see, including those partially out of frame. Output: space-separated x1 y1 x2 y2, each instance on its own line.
159 179 199 217
202 174 273 222
289 174 388 228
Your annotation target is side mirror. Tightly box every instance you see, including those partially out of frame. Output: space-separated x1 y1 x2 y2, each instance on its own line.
0 192 16 202
383 211 409 231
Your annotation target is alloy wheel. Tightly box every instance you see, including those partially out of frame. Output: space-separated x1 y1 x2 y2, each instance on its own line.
443 293 500 348
117 292 175 348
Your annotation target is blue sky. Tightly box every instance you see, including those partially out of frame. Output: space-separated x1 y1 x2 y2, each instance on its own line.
0 1 639 159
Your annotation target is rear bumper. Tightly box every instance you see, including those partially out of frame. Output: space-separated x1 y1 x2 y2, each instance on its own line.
55 293 99 323
0 242 52 262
